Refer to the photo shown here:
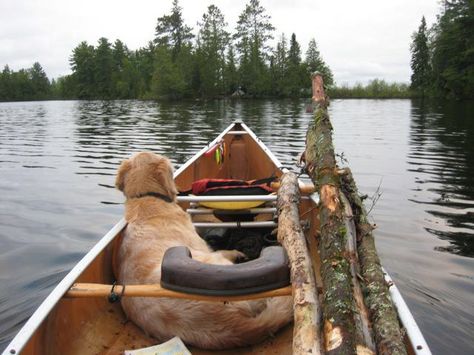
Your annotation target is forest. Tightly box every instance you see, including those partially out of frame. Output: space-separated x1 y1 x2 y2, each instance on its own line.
0 0 472 101
410 0 473 99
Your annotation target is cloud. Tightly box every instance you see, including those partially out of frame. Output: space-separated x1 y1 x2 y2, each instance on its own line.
0 0 439 84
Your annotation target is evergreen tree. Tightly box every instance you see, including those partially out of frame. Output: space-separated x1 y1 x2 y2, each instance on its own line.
410 16 431 97
70 41 96 98
304 38 334 86
152 45 186 99
271 33 288 96
112 39 134 98
135 42 156 97
154 0 194 60
234 0 275 96
224 45 239 94
431 0 474 99
286 33 305 96
197 5 230 97
94 37 114 98
288 33 301 66
0 65 12 101
29 62 51 99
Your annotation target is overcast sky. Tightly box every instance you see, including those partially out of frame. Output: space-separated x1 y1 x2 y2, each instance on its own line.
0 0 439 85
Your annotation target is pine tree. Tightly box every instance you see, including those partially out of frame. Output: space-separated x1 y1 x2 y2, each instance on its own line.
152 45 185 99
224 45 239 95
197 5 230 97
286 33 305 97
70 41 96 98
410 16 431 97
135 42 156 97
94 37 114 98
29 62 51 99
271 33 288 96
431 0 474 99
112 39 134 98
154 0 194 60
0 65 12 101
234 0 275 96
304 38 334 86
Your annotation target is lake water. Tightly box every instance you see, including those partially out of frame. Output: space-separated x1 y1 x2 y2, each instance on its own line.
0 99 473 354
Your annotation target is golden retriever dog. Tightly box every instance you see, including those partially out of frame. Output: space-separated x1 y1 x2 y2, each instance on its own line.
115 152 292 350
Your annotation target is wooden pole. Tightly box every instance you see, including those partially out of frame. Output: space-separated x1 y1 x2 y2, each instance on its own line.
270 181 316 195
305 73 358 354
277 172 322 355
341 169 407 355
65 283 292 301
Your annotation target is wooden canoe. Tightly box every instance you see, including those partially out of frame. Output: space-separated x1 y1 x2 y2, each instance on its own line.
3 121 430 355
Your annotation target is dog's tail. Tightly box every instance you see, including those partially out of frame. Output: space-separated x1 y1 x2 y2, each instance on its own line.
253 296 294 333
156 296 294 350
228 295 294 348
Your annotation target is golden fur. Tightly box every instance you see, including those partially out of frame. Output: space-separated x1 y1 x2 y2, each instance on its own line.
115 152 292 350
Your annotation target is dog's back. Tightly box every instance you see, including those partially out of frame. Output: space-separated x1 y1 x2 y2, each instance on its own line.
116 152 293 350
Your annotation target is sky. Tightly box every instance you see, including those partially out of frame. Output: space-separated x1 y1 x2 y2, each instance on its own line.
0 0 440 85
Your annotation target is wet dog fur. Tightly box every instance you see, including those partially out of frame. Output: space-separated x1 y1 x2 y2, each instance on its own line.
115 152 293 350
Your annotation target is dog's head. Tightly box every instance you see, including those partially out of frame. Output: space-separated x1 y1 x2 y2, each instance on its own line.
116 152 177 200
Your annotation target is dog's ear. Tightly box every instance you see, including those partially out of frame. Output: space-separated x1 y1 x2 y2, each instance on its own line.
152 160 178 198
116 159 132 191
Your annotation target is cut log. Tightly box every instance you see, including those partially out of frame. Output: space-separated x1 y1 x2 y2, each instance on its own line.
341 169 407 355
304 73 377 355
339 192 376 353
305 74 358 354
277 172 322 355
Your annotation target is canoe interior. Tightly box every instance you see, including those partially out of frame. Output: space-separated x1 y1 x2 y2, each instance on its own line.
20 123 319 354
17 122 416 354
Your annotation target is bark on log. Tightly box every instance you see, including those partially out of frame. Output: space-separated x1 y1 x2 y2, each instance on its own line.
305 76 358 355
339 192 376 353
277 172 322 355
304 73 380 355
340 169 407 355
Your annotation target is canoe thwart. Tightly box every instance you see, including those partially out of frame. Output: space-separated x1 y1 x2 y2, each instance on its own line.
161 246 290 296
65 283 292 301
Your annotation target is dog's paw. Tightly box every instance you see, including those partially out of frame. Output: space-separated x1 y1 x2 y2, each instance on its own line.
220 249 248 263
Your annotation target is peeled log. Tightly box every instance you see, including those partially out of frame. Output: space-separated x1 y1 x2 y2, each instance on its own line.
277 172 322 355
305 74 358 355
341 169 407 355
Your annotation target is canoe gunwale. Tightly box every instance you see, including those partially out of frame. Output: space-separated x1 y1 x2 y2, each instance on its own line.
383 269 431 355
2 218 127 355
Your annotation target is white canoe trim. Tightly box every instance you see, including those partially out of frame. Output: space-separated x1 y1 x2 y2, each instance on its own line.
173 122 236 179
3 218 127 355
187 207 277 215
193 221 278 228
383 269 432 354
177 195 277 202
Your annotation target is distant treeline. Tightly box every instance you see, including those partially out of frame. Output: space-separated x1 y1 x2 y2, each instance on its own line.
328 80 410 99
410 0 473 99
0 63 51 101
0 0 472 102
0 0 333 102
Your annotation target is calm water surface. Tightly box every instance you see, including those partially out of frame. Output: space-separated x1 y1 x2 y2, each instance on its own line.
0 99 473 354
